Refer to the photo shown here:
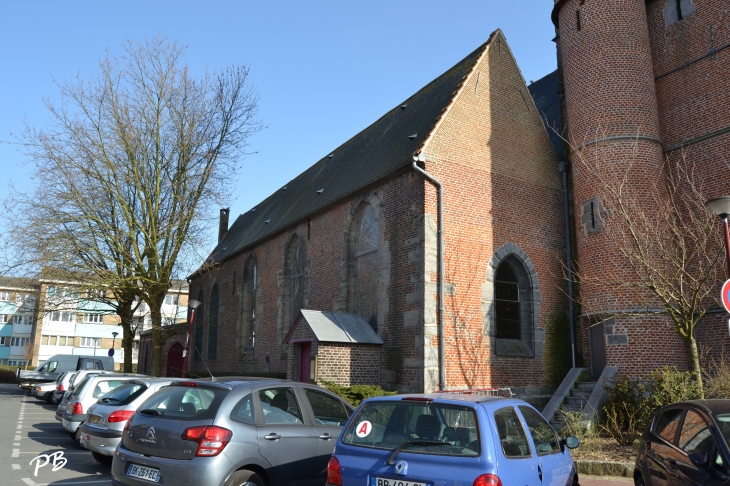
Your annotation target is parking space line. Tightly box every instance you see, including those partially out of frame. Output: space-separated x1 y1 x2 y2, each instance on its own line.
18 451 89 454
22 481 111 486
12 464 20 469
12 448 19 457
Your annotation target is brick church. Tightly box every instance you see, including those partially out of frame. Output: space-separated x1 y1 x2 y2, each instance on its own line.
180 0 730 397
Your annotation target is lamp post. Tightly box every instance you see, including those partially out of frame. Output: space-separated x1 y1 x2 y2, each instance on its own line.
111 331 119 347
182 299 201 378
705 196 730 279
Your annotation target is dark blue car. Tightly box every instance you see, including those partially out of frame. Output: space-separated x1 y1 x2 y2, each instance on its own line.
327 393 580 486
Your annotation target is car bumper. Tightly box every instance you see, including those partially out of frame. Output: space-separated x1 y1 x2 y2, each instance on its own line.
61 413 87 433
111 443 232 486
79 424 122 456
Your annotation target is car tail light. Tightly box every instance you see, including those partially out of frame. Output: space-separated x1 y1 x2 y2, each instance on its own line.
72 402 83 415
58 384 65 392
473 475 502 486
181 426 232 456
122 418 132 437
180 382 198 387
108 410 135 423
326 456 342 486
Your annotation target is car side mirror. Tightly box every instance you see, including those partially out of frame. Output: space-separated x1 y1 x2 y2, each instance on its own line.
688 450 710 468
560 436 581 451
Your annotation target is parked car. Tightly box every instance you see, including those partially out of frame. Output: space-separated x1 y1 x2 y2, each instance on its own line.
31 381 57 403
326 393 580 486
52 371 78 404
17 354 114 388
62 373 143 444
111 378 355 486
55 370 111 423
634 399 730 486
80 378 186 464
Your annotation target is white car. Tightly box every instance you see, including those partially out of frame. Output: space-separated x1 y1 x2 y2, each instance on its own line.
31 382 57 403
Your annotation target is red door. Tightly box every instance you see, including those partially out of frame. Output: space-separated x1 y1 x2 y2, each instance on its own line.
299 342 311 382
167 343 184 377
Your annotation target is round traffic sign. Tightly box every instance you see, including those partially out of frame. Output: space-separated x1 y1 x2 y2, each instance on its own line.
108 349 115 357
722 279 730 313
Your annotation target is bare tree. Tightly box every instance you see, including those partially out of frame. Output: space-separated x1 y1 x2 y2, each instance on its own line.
6 37 263 375
572 142 724 396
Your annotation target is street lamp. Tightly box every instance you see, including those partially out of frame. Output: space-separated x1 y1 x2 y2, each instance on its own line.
182 299 201 378
705 196 730 279
111 331 119 347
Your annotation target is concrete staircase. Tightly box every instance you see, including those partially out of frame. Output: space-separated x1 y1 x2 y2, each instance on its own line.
542 366 617 430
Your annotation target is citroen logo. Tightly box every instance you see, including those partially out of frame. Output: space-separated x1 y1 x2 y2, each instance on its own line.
146 427 155 439
394 460 408 476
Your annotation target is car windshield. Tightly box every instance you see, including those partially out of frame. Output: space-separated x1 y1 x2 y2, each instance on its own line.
342 400 480 457
98 382 148 406
136 385 229 421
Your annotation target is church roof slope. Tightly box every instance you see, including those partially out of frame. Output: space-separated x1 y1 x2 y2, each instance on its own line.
204 32 497 267
528 70 565 160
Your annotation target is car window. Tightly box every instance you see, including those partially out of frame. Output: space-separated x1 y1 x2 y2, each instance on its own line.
98 382 147 406
259 388 303 424
494 407 532 458
654 409 683 444
677 410 726 473
137 385 228 421
47 361 58 372
305 389 349 426
91 379 125 399
230 394 255 425
519 406 560 455
71 375 91 396
342 400 480 457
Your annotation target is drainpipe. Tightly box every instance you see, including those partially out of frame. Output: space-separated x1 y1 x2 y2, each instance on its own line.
412 155 445 391
559 160 577 368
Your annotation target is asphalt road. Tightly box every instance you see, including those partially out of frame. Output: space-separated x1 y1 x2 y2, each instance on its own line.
0 384 112 485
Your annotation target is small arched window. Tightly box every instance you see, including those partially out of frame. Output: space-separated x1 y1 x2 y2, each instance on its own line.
284 235 307 341
193 289 204 361
208 285 219 360
354 205 379 327
241 256 257 353
495 262 520 340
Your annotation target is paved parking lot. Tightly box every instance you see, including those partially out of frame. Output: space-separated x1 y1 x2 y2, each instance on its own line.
0 384 112 485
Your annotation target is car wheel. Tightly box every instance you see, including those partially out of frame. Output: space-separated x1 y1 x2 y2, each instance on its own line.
635 475 646 486
51 394 60 405
224 470 264 486
45 392 54 404
73 427 83 448
92 451 113 465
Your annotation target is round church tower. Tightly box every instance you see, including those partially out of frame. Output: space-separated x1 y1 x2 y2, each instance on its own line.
553 0 677 376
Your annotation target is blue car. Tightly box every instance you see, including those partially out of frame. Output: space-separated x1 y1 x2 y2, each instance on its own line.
327 394 580 486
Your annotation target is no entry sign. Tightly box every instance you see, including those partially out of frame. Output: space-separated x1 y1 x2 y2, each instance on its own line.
722 279 730 313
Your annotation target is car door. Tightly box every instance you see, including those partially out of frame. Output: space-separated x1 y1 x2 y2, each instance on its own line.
517 406 572 486
298 386 353 479
493 405 541 486
669 409 730 486
255 386 319 486
646 408 684 486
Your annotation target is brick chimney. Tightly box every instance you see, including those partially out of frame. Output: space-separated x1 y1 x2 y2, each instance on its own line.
218 208 230 243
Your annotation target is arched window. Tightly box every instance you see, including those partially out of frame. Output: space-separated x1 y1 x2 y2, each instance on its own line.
353 204 379 328
283 235 306 343
193 290 204 361
208 285 219 360
241 256 257 353
495 262 520 340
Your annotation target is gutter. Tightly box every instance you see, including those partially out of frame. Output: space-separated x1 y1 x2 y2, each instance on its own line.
412 154 445 391
559 161 577 368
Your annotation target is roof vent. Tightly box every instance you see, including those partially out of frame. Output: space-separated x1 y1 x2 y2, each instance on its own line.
328 153 334 158
281 186 287 191
400 104 407 109
250 208 256 212
409 133 418 140
222 247 227 251
264 219 271 224
316 188 324 194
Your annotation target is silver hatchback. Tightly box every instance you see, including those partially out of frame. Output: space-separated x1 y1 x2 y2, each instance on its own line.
111 379 354 486
80 378 185 464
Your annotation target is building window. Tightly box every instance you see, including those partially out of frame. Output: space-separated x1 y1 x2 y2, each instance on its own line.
208 285 219 360
13 315 31 326
495 263 521 340
51 311 76 322
80 337 101 348
86 289 106 299
0 315 7 323
0 291 11 302
11 337 28 347
8 360 26 367
193 290 204 361
284 235 307 341
84 313 103 323
664 0 696 25
164 294 179 306
241 256 257 354
351 204 380 330
0 337 7 346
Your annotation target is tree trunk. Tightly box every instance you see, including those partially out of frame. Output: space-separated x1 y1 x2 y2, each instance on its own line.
687 336 705 399
150 304 163 377
117 300 135 373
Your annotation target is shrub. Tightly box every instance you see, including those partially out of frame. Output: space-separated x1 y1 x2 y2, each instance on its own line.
601 366 702 446
704 358 730 399
559 408 602 457
320 381 396 407
0 365 22 383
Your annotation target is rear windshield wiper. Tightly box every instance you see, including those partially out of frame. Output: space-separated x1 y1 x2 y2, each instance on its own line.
139 409 164 416
100 398 120 403
387 440 450 465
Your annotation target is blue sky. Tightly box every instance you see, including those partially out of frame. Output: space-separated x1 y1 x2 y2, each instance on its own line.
0 1 557 271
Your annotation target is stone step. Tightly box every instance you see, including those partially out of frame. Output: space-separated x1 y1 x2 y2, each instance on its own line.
565 396 588 406
560 404 585 413
575 382 597 391
569 388 591 399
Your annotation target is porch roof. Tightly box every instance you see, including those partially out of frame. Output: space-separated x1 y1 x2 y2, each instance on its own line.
284 310 383 345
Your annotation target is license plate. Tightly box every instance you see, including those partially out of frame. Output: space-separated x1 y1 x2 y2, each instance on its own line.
126 464 162 483
371 477 428 486
88 414 101 424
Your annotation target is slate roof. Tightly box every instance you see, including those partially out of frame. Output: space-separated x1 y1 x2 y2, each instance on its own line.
284 310 383 345
0 276 40 290
200 32 498 269
528 70 565 160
